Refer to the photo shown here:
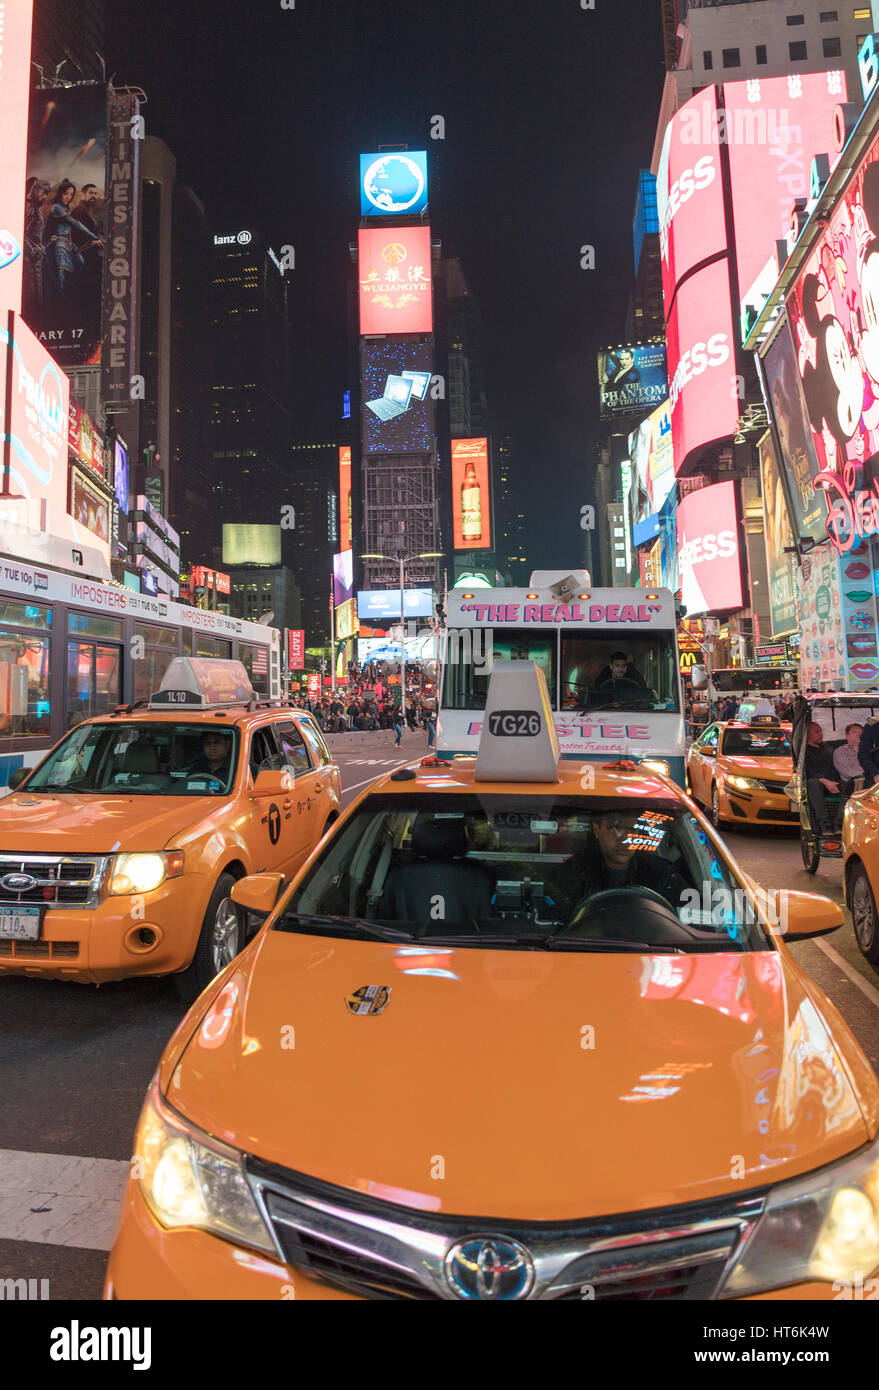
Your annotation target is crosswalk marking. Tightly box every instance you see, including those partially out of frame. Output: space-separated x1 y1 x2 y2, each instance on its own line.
0 1150 129 1252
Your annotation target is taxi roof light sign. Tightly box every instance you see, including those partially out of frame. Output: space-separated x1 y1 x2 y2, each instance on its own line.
474 660 560 782
149 658 255 710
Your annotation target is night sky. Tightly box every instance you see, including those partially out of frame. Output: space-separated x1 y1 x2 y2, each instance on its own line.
108 0 665 567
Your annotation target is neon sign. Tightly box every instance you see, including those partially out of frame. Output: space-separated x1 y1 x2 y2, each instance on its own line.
817 464 879 555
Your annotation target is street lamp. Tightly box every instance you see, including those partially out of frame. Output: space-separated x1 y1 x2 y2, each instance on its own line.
361 552 443 717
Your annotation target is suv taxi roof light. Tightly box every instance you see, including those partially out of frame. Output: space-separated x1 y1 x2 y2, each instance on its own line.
474 660 560 783
148 657 255 711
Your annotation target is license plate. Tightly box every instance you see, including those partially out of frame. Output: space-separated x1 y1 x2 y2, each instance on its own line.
0 905 41 940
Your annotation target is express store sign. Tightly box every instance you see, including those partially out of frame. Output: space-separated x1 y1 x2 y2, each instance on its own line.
656 87 726 312
676 480 743 616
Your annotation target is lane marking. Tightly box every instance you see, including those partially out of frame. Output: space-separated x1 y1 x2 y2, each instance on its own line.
343 759 413 795
0 1150 129 1252
812 938 879 1011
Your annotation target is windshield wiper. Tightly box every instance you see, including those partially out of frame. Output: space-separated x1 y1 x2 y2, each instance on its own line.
420 932 686 953
279 913 416 942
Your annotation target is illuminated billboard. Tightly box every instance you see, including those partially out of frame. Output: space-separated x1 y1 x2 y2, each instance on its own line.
724 70 846 331
676 480 743 616
760 318 826 544
451 438 491 552
288 629 305 670
333 550 354 606
114 438 129 515
335 598 358 642
656 86 726 311
598 343 667 420
70 468 110 544
101 92 140 407
222 523 281 566
357 589 433 620
338 445 352 551
628 399 673 543
666 258 738 475
5 314 69 514
361 338 433 454
0 0 34 315
360 152 428 217
68 399 105 478
23 86 107 366
758 431 797 638
358 227 432 334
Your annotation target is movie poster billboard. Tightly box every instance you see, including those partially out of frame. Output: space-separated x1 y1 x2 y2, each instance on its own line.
23 86 107 366
598 343 668 420
758 431 797 637
760 316 828 545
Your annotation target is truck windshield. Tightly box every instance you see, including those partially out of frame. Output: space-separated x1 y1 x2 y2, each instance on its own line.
561 633 680 713
25 722 239 795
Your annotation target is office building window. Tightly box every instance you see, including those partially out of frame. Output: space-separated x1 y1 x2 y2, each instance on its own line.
854 9 871 21
819 9 838 18
703 49 713 69
722 48 741 67
823 35 842 55
786 13 804 23
756 44 768 63
789 41 808 59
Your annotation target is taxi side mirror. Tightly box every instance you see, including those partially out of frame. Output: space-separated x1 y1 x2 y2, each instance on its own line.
8 767 28 790
231 873 285 919
773 890 844 942
252 767 293 796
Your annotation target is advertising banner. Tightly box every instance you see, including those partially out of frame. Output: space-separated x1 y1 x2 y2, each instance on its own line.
335 598 358 642
676 480 743 616
190 566 230 595
598 343 668 420
666 258 738 475
70 467 111 544
23 85 107 366
360 152 428 218
724 70 846 332
758 431 797 638
101 90 140 408
287 628 305 670
0 0 34 316
113 437 129 515
797 542 846 689
68 399 105 477
760 316 826 543
358 227 432 334
222 523 281 566
629 399 674 540
658 487 679 595
333 549 354 606
338 445 351 551
656 85 727 312
357 589 433 620
4 314 69 513
451 438 491 551
638 539 661 588
361 337 434 455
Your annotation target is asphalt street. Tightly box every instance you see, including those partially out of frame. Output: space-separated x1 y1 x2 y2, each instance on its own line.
0 734 876 1301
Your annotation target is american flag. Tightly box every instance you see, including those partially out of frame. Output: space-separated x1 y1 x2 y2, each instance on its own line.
251 647 268 675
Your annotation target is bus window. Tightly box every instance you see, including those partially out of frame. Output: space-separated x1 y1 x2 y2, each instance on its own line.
238 641 270 696
193 635 232 660
68 612 124 642
0 633 51 737
133 624 181 704
442 630 557 711
67 642 122 728
560 633 680 713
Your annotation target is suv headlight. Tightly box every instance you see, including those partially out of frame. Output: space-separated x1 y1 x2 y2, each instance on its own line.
134 1078 275 1255
725 775 763 792
640 758 670 777
721 1133 879 1296
108 851 184 895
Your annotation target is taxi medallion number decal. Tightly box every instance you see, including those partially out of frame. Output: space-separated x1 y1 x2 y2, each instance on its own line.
346 985 392 1016
488 710 541 737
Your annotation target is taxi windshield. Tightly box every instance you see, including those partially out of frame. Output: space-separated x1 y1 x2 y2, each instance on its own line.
25 721 239 796
722 729 790 757
277 794 770 952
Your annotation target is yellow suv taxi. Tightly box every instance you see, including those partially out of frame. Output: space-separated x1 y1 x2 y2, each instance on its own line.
0 659 341 1001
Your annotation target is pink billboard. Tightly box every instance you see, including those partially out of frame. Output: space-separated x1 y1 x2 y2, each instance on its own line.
5 313 69 512
676 480 743 617
0 0 34 315
724 70 846 323
656 86 726 312
358 227 433 334
666 258 738 476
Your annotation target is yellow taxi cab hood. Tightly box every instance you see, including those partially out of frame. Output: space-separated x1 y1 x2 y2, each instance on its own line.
0 790 214 853
167 932 874 1223
723 754 791 776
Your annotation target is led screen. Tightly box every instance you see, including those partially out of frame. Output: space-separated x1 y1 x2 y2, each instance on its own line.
338 445 352 551
333 550 354 606
758 431 797 638
656 86 726 311
598 343 668 420
222 523 281 566
760 317 826 543
676 480 743 616
357 589 433 620
666 258 738 475
451 438 491 551
358 227 432 334
114 438 129 515
360 151 428 217
361 338 433 455
6 314 70 514
629 399 674 535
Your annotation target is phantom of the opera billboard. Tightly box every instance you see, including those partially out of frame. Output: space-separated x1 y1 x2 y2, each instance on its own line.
598 342 668 421
23 86 107 366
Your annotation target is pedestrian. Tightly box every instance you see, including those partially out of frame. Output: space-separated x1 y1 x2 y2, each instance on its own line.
393 709 404 746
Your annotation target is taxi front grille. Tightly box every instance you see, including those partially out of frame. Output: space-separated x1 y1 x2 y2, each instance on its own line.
0 855 108 909
759 780 790 795
0 939 80 959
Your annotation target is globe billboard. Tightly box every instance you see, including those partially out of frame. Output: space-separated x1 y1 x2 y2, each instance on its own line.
360 152 428 217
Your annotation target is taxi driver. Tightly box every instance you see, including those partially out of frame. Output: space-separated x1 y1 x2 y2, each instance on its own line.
190 731 232 781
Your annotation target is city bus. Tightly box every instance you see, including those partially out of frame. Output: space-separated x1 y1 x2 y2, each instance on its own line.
0 560 281 791
437 572 687 785
710 666 799 694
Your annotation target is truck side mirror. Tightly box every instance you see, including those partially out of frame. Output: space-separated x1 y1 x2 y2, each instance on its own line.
691 666 707 691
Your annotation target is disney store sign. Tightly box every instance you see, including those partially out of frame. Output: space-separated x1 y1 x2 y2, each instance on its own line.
818 462 879 553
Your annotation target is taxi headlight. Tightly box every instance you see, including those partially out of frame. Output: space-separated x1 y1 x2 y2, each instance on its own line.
108 851 184 895
134 1079 275 1255
721 1133 879 1296
640 758 670 777
725 775 763 792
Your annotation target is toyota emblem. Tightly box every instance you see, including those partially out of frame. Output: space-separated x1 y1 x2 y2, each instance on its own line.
1 873 37 893
444 1237 535 1300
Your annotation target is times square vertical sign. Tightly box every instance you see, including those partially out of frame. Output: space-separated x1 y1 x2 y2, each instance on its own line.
101 91 141 409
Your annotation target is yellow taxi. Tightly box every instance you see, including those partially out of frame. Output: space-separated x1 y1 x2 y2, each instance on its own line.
105 660 879 1302
686 716 795 830
0 659 341 1001
843 789 879 970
